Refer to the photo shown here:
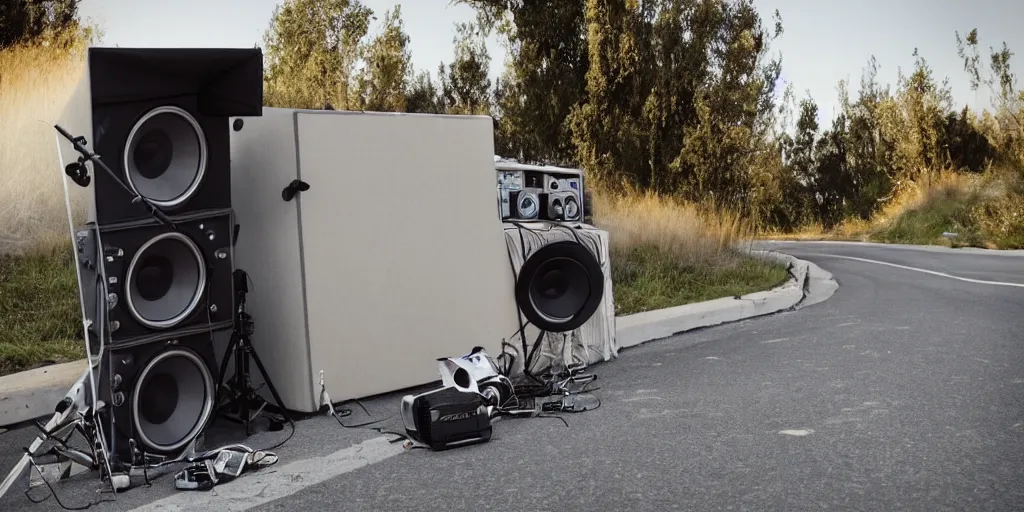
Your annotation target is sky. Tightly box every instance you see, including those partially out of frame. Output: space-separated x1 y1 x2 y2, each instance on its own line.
78 0 1024 125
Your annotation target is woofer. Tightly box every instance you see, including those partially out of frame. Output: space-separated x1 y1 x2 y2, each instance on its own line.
130 347 215 453
515 240 604 333
515 190 540 219
125 232 206 329
124 106 208 208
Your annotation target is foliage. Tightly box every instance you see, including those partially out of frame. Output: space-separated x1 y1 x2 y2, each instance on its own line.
0 0 84 50
263 0 373 110
354 6 411 112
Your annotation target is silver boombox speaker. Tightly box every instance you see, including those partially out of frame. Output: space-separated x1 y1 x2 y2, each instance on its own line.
496 161 584 222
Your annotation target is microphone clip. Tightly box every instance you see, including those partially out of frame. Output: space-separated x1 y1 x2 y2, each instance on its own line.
64 156 91 188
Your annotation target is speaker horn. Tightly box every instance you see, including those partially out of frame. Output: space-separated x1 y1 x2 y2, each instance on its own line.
123 105 208 208
515 240 604 333
125 231 207 330
130 346 215 453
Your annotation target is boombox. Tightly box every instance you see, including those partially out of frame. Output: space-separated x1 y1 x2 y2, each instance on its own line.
496 159 586 223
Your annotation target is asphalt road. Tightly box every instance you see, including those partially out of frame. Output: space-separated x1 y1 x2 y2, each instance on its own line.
1 241 1022 512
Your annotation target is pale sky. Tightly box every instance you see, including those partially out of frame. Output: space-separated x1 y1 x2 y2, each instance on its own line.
78 0 1024 125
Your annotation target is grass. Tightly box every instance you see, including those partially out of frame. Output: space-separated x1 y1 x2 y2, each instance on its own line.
0 39 89 256
0 242 84 376
592 189 791 316
760 169 1024 250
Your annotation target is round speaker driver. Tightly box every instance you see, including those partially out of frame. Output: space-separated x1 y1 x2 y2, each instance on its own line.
515 240 604 333
125 232 207 329
564 194 580 220
131 348 215 453
123 105 208 208
517 191 540 219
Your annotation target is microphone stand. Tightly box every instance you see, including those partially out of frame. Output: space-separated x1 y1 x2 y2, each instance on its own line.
53 124 177 229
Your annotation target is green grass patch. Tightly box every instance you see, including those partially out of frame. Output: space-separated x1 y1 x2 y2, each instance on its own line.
0 239 791 375
0 244 84 376
611 245 791 316
871 188 985 248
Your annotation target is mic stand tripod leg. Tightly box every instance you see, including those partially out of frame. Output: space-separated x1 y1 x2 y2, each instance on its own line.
216 331 291 436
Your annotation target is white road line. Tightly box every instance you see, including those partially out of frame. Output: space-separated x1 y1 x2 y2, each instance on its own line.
806 253 1024 288
132 436 404 512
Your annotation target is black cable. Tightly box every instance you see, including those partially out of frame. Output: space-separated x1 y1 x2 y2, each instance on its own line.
329 399 409 444
23 454 115 510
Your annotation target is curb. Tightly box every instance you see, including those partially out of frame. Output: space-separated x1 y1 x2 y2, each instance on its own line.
0 360 89 427
0 254 838 428
615 252 837 350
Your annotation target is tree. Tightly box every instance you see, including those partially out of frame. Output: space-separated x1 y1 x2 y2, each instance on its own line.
405 70 444 114
355 6 412 112
263 0 373 110
459 0 589 163
438 21 492 115
0 0 86 50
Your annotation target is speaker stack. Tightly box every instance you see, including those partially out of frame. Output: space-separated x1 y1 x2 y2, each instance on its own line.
59 48 263 463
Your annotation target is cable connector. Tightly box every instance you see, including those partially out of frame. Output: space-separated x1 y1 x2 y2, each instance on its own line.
318 370 337 418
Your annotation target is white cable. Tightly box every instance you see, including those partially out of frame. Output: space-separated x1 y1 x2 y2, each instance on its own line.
54 132 116 492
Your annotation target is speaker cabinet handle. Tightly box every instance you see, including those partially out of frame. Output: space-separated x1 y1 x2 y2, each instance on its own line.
282 179 310 202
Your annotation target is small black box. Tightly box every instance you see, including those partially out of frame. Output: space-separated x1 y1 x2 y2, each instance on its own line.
402 387 492 451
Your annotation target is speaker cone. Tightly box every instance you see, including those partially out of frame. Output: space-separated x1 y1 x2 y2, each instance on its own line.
131 347 215 453
123 106 208 208
515 241 604 333
125 232 206 329
563 194 580 220
516 191 540 219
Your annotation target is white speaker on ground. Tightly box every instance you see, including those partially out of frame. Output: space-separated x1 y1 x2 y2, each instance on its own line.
229 108 521 413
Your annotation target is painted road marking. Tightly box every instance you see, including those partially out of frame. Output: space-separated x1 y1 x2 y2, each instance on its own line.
806 253 1024 288
131 436 404 512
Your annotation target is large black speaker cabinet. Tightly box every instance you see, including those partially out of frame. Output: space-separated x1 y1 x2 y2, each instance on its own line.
74 209 236 348
97 334 219 459
79 48 263 225
58 47 264 463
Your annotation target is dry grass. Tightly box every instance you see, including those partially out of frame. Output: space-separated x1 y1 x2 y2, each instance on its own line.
592 187 790 315
0 41 89 255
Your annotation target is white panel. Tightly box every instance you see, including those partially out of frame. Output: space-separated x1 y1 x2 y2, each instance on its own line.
294 111 520 404
229 108 316 411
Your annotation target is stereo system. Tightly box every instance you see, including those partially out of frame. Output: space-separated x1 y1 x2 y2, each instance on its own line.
496 160 585 223
229 109 616 413
53 52 615 464
58 47 264 463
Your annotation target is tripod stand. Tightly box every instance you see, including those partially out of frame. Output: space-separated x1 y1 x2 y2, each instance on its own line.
216 269 290 436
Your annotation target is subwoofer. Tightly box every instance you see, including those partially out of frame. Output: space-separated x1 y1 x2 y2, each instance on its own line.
74 209 236 348
57 47 263 463
98 335 219 459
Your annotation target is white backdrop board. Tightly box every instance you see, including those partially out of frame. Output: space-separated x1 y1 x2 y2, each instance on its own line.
230 108 520 412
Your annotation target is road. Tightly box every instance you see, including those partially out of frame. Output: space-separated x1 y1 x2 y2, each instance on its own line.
1 241 1022 511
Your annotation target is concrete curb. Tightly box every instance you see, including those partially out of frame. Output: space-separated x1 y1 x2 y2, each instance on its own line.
0 360 89 427
0 254 839 428
615 252 837 350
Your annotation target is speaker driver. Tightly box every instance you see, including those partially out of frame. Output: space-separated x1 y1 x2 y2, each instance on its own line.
515 191 540 219
515 241 604 333
131 347 215 453
125 232 206 329
564 194 580 221
123 105 208 208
